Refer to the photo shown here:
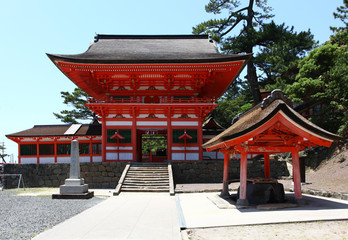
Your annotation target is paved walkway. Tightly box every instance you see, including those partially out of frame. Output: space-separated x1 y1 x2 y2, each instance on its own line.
177 192 348 229
33 193 181 240
31 187 348 240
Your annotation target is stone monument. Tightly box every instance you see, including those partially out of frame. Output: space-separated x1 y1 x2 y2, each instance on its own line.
52 140 94 199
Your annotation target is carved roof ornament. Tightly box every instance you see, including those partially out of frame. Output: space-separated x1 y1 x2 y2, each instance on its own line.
261 89 293 109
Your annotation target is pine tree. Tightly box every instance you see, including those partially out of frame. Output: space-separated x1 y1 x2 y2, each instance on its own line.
53 88 96 124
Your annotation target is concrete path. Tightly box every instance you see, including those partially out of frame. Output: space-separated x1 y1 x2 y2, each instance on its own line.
33 193 181 240
177 192 348 229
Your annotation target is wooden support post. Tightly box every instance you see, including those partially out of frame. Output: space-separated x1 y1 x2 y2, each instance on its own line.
220 152 230 197
36 141 40 164
54 139 57 164
102 116 107 162
18 144 21 164
167 107 172 161
132 114 137 162
89 140 93 163
264 153 270 179
292 150 306 204
197 119 203 161
236 151 249 206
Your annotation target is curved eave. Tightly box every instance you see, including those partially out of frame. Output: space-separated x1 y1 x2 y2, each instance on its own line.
47 53 252 65
204 103 341 151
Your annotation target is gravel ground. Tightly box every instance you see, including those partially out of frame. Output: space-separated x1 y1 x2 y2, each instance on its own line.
0 190 105 240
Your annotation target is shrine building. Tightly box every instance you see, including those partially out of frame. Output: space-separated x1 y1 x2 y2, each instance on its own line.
7 34 251 164
203 90 341 205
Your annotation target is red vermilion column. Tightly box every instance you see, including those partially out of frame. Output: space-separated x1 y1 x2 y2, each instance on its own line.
102 116 107 162
166 107 172 161
239 151 248 199
292 150 302 199
197 119 203 161
264 153 270 179
54 139 57 164
132 117 137 162
236 151 249 206
36 141 40 164
89 139 93 163
18 144 21 164
221 152 230 197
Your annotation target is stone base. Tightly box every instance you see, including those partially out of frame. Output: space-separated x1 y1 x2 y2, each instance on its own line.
236 198 250 208
52 191 94 199
219 190 230 199
64 178 84 186
60 183 89 195
295 198 307 205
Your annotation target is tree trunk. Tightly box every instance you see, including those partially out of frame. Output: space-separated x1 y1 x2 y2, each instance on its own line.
247 61 262 104
246 0 262 104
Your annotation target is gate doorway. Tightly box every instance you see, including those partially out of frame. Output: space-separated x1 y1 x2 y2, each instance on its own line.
137 129 167 162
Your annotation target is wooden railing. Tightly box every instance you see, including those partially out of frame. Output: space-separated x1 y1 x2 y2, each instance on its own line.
87 97 216 104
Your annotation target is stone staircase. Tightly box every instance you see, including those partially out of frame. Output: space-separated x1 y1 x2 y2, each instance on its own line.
114 163 175 195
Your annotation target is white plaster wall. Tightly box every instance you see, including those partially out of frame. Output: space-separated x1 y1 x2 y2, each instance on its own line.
92 156 102 162
79 156 90 163
39 157 55 164
136 121 167 126
20 157 37 164
172 147 199 151
106 152 133 161
57 157 71 163
119 153 133 160
106 146 133 150
171 153 199 161
186 153 199 160
172 153 185 161
171 121 198 126
106 121 133 126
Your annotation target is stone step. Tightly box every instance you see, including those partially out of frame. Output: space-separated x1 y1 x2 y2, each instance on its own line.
127 171 168 175
122 183 169 188
122 185 169 190
124 179 169 183
130 166 168 169
128 168 168 172
126 173 168 176
121 188 169 192
126 175 168 179
119 163 171 193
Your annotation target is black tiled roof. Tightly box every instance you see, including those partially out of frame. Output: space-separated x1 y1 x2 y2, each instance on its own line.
203 90 341 149
6 124 101 138
47 34 252 64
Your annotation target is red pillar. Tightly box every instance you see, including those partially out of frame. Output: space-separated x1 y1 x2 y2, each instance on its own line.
36 141 40 164
54 139 57 164
292 150 302 200
237 151 249 206
166 107 172 161
89 139 93 163
264 153 270 179
18 144 21 164
221 152 230 197
197 118 203 161
132 117 137 162
102 116 107 162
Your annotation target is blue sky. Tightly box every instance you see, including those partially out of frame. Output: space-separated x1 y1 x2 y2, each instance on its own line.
0 0 344 162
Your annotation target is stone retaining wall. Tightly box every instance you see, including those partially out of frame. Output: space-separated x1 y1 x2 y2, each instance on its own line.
2 160 289 189
2 162 127 189
172 159 290 184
